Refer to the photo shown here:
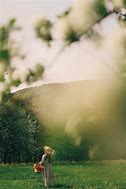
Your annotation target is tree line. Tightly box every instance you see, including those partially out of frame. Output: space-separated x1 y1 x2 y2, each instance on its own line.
0 99 89 164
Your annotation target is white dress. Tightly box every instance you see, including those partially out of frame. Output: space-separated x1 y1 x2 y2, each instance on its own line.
40 154 54 187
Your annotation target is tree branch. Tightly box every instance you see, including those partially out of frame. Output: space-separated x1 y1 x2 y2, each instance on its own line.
45 9 120 74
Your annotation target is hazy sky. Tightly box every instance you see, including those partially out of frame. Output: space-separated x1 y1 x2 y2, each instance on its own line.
0 0 120 90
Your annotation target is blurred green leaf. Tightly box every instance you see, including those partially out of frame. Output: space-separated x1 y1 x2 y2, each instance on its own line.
7 18 16 30
95 0 107 17
65 28 80 44
0 26 7 41
11 79 21 87
0 50 10 61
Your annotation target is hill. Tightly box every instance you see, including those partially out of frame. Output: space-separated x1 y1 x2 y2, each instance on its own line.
12 80 126 159
13 80 120 124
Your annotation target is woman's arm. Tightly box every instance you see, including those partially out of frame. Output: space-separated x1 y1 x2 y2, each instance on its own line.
39 154 47 165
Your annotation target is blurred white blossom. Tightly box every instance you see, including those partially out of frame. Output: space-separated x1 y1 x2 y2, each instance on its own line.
68 0 97 34
102 28 126 70
52 17 71 41
112 0 124 8
52 0 107 43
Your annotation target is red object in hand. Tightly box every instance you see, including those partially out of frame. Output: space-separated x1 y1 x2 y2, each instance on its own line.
34 163 43 173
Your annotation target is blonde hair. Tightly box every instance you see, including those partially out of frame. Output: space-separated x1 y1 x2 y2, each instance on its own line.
43 146 52 154
43 145 55 155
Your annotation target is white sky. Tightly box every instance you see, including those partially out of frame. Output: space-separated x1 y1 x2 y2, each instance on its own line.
0 0 120 90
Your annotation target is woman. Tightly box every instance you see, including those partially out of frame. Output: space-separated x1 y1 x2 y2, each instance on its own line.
40 146 54 187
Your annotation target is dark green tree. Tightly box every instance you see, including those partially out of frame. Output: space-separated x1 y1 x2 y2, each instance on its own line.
0 102 44 163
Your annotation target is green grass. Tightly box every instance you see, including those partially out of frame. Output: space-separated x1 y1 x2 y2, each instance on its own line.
1 161 126 189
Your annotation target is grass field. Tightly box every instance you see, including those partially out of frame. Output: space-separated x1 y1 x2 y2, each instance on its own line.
1 161 126 189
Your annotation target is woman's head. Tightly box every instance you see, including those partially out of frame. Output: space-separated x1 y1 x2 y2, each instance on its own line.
43 145 52 155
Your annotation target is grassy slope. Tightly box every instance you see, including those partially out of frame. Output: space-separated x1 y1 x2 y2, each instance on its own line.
1 161 126 189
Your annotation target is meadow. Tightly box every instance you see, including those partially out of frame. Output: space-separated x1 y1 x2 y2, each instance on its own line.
0 161 126 189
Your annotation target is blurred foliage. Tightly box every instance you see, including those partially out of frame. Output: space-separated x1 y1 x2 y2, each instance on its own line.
26 64 44 84
0 18 44 102
33 1 109 45
95 0 107 17
65 28 80 45
34 18 53 45
33 1 126 46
